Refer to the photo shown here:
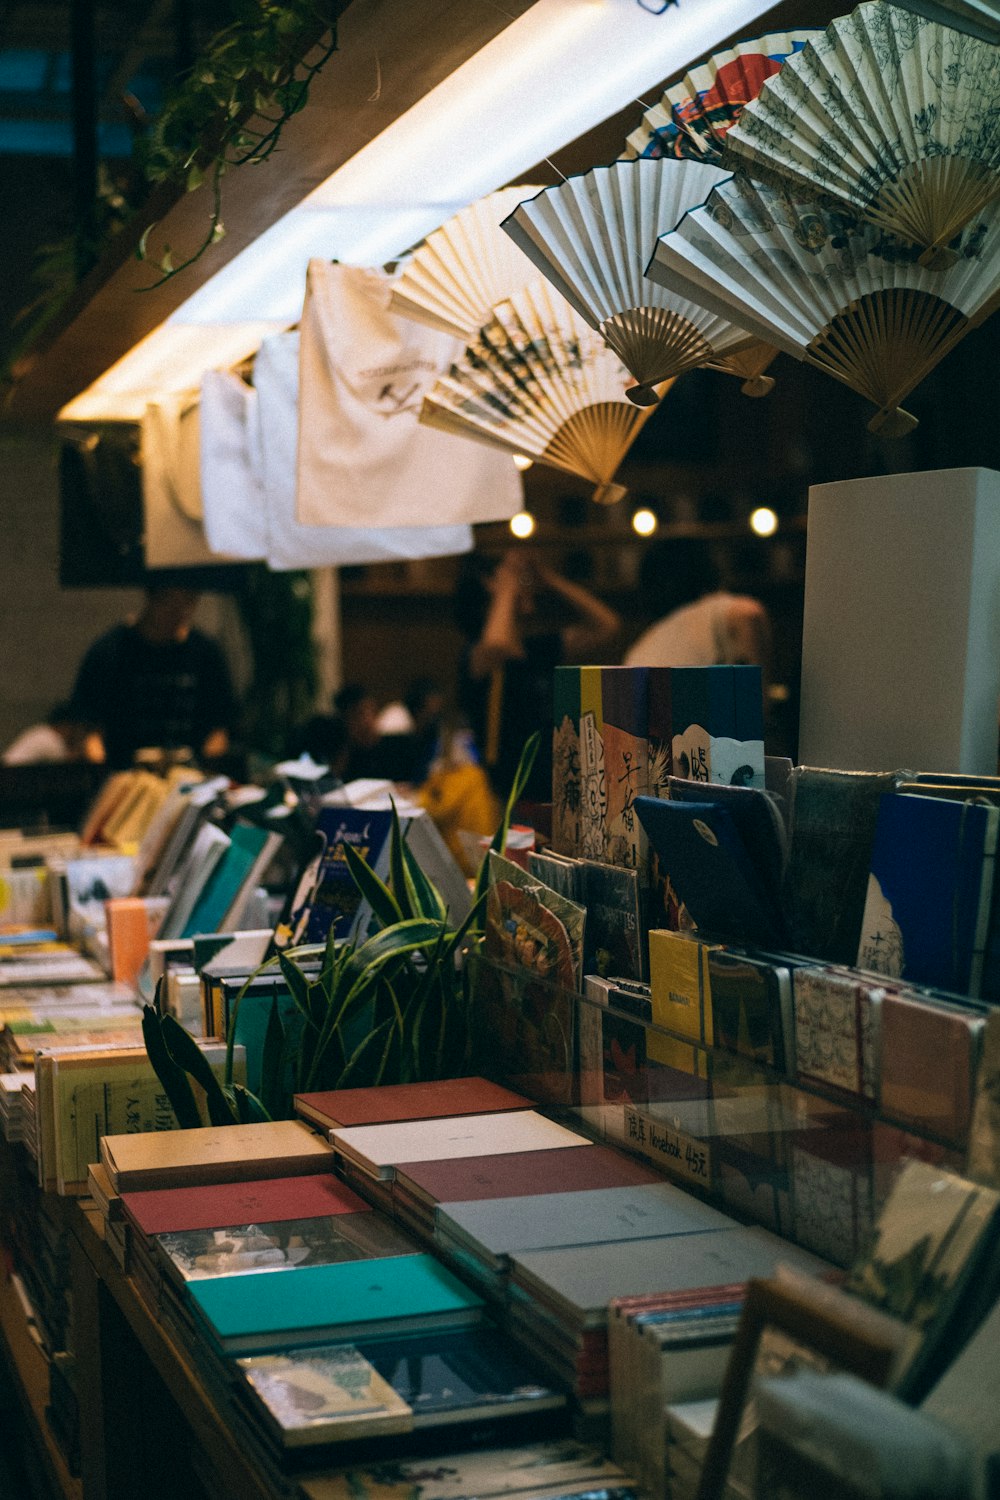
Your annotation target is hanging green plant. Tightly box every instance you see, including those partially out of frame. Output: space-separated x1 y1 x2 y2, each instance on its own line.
137 0 340 285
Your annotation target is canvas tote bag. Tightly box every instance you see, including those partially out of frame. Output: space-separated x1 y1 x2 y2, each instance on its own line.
296 260 522 529
198 370 269 560
254 331 473 570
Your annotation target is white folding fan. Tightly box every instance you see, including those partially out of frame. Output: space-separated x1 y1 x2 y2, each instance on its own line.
725 1 1000 267
647 173 1000 435
888 0 999 44
420 279 667 505
501 159 760 405
389 186 544 340
622 29 821 162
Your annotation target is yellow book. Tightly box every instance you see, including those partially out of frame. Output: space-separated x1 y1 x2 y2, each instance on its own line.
648 928 717 1044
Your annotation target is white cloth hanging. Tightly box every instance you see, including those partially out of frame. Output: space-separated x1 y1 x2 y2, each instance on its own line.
254 331 473 570
142 393 239 567
198 371 268 560
296 260 523 529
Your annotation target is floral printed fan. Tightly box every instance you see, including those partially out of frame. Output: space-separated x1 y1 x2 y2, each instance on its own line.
647 173 1000 435
622 29 820 162
726 2 1000 268
389 186 543 340
419 278 667 505
888 0 999 44
501 159 758 406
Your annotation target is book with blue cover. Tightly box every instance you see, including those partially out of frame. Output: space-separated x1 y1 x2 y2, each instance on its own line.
635 795 786 948
190 1251 484 1354
273 807 394 951
857 792 1000 996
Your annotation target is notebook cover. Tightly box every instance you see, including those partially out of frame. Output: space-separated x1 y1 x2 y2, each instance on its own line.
190 1252 483 1348
156 1211 415 1281
857 793 999 996
635 795 786 948
878 993 981 1148
395 1144 661 1204
237 1343 412 1445
437 1183 734 1259
600 667 649 875
102 1118 333 1191
551 666 582 858
332 1111 588 1179
359 1325 564 1426
295 1078 532 1131
122 1173 369 1237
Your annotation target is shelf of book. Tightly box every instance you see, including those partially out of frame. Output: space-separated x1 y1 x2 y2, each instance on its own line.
468 952 968 1269
0 1266 81 1500
70 1206 280 1500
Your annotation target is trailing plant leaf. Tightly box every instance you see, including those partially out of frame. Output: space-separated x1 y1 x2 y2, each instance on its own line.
142 1001 203 1130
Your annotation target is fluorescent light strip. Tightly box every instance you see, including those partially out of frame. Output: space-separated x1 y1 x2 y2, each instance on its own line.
62 0 774 414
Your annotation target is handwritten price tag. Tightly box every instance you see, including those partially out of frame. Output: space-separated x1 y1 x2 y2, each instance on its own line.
623 1105 712 1189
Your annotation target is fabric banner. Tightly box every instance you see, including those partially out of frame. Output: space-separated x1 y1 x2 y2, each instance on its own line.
296 260 523 529
142 392 242 569
254 331 473 571
198 371 268 561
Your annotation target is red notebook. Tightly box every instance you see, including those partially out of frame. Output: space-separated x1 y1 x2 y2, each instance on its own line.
395 1144 661 1206
121 1173 369 1237
295 1076 533 1131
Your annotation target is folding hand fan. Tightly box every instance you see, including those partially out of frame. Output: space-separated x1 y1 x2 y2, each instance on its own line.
647 173 1000 435
704 340 778 396
725 1 1000 267
887 0 1000 44
622 29 821 162
501 159 754 405
389 186 544 339
419 279 667 505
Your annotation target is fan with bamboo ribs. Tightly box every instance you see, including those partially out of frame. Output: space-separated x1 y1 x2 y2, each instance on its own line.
623 29 821 162
389 186 543 340
646 172 1000 435
501 159 768 405
419 279 668 505
726 1 1000 267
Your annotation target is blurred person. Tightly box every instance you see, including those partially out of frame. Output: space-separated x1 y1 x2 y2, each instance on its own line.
333 683 384 781
624 536 771 675
456 549 622 803
2 702 103 766
418 724 502 879
67 586 237 770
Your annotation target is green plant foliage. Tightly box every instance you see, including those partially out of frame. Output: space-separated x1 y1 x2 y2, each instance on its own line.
137 0 339 284
143 738 539 1124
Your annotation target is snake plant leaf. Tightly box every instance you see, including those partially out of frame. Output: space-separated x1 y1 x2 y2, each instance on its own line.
259 996 287 1120
388 801 419 920
335 1014 399 1089
229 1083 272 1124
277 950 314 1021
345 917 445 979
401 838 448 923
142 1001 203 1130
342 841 404 928
160 1013 235 1127
473 730 540 914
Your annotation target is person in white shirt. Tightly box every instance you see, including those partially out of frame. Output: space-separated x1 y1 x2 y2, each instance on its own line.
2 703 102 766
624 537 771 675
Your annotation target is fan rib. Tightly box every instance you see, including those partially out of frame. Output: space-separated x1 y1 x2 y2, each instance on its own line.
599 306 714 391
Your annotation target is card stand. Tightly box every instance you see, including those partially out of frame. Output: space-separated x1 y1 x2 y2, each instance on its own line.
468 948 582 1109
468 952 967 1269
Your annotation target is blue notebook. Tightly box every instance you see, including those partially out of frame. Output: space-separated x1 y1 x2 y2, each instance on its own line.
857 792 999 996
190 1252 484 1354
635 795 787 947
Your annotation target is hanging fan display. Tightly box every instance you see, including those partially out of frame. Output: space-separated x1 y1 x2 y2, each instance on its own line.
703 340 779 396
389 186 544 340
622 29 821 162
501 159 757 405
647 173 1000 435
888 0 999 44
420 279 666 504
725 1 1000 267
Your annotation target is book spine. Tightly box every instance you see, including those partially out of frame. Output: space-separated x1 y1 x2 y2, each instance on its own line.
552 666 582 857
579 667 608 862
967 805 999 998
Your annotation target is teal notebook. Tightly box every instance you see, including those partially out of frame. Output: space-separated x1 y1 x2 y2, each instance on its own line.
189 1252 484 1353
181 823 270 939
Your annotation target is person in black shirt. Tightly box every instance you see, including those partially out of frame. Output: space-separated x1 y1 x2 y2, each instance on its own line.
68 587 237 770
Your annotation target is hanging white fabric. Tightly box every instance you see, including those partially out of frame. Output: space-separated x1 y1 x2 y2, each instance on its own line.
296 260 523 529
198 371 268 561
254 331 473 570
142 392 240 568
